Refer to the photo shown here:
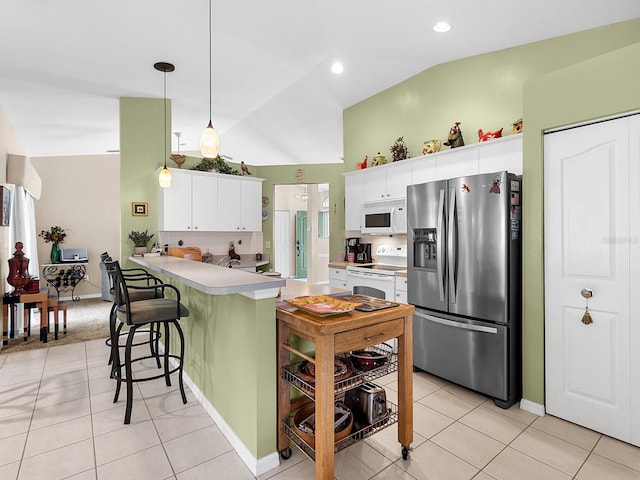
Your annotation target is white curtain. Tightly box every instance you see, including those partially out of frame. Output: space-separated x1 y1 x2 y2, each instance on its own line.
10 185 39 277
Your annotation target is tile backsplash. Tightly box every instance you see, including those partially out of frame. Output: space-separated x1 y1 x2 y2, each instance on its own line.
158 231 264 257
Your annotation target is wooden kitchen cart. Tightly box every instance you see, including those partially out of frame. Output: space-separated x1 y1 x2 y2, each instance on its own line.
276 302 414 480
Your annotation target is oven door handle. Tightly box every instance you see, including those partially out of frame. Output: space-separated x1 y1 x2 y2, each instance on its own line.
346 271 395 282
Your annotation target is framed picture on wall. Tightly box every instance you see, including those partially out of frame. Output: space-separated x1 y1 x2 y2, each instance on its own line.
132 202 148 216
1 186 10 226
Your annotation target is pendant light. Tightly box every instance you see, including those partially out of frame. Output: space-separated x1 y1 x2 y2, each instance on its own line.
155 61 175 188
200 0 220 159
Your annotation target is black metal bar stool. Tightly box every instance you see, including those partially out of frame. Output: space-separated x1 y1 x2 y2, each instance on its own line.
105 260 190 424
104 259 165 374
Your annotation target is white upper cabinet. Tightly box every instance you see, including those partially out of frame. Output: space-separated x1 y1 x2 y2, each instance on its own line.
344 135 523 227
433 147 479 180
217 176 263 232
478 134 523 175
344 171 364 231
159 169 218 231
363 161 413 201
191 174 219 231
159 169 263 232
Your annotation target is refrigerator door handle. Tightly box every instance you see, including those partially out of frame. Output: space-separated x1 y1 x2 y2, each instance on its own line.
437 188 445 302
414 310 498 334
448 187 457 304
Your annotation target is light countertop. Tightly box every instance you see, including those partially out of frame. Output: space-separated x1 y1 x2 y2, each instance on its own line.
129 255 285 298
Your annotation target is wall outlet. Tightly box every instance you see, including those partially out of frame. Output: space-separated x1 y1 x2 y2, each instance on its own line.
265 240 271 249
84 274 89 282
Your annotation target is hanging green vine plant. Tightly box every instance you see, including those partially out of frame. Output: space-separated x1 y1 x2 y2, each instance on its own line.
191 156 241 175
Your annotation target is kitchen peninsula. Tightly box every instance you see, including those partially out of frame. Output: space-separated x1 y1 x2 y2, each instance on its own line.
128 255 343 475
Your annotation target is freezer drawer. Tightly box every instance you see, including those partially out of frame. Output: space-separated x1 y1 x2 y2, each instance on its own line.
413 309 509 401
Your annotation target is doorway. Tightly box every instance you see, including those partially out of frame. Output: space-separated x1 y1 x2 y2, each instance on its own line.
273 184 329 283
544 113 640 446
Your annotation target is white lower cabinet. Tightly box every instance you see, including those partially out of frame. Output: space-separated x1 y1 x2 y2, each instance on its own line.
395 276 408 304
329 267 347 289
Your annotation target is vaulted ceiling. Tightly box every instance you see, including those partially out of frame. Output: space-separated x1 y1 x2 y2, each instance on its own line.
1 1 639 165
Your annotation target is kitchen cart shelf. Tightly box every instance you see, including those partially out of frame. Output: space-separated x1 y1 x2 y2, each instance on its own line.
277 303 414 479
282 399 399 462
281 343 397 401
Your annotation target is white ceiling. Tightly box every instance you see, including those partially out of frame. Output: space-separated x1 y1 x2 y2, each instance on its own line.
1 1 639 166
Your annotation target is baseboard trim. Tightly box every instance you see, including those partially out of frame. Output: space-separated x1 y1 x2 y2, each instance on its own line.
176 361 280 476
58 293 103 302
520 398 546 417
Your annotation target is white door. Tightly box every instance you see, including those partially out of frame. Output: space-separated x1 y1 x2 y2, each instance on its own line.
545 116 632 443
274 210 291 278
629 114 640 446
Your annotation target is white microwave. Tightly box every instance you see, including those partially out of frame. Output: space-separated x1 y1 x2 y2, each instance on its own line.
361 198 407 235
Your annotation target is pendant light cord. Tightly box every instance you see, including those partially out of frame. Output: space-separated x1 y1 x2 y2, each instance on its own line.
163 69 168 168
208 0 212 123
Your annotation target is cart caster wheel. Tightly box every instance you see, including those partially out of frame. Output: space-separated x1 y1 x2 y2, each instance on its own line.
280 448 292 460
402 446 410 460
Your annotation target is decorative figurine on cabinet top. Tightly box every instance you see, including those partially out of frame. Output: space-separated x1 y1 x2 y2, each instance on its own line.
390 136 409 162
371 152 387 166
356 155 368 170
422 139 441 155
513 118 523 134
478 127 503 142
444 122 465 148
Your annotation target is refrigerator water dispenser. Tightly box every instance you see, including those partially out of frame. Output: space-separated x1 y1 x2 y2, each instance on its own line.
413 228 437 270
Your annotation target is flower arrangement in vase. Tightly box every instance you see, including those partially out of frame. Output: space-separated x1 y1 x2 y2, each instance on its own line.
390 136 409 162
39 225 66 263
129 230 155 255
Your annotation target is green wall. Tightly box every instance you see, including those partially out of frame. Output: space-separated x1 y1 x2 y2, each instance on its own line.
120 97 167 257
258 163 347 261
342 18 640 406
522 41 640 404
165 278 277 458
344 19 640 171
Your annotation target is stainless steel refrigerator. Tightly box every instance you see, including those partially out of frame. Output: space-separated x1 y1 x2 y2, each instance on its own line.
407 171 521 408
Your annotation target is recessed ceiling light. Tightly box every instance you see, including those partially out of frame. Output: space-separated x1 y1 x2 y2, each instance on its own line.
433 21 451 33
331 62 344 74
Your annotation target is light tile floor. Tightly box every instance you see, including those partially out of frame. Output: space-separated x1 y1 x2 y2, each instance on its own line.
1 339 640 480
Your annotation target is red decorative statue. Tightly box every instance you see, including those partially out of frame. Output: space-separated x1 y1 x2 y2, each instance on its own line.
7 241 31 295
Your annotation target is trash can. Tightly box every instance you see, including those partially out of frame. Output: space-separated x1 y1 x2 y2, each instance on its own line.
99 252 112 301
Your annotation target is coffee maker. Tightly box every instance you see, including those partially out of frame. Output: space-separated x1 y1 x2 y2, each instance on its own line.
354 243 372 263
345 237 360 262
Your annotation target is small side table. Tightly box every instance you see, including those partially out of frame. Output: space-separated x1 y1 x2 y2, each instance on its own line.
41 263 87 301
2 289 49 344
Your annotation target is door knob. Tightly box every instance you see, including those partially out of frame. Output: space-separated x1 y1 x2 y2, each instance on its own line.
581 288 594 325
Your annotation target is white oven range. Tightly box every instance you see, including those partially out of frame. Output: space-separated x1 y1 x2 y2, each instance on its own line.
346 245 407 300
